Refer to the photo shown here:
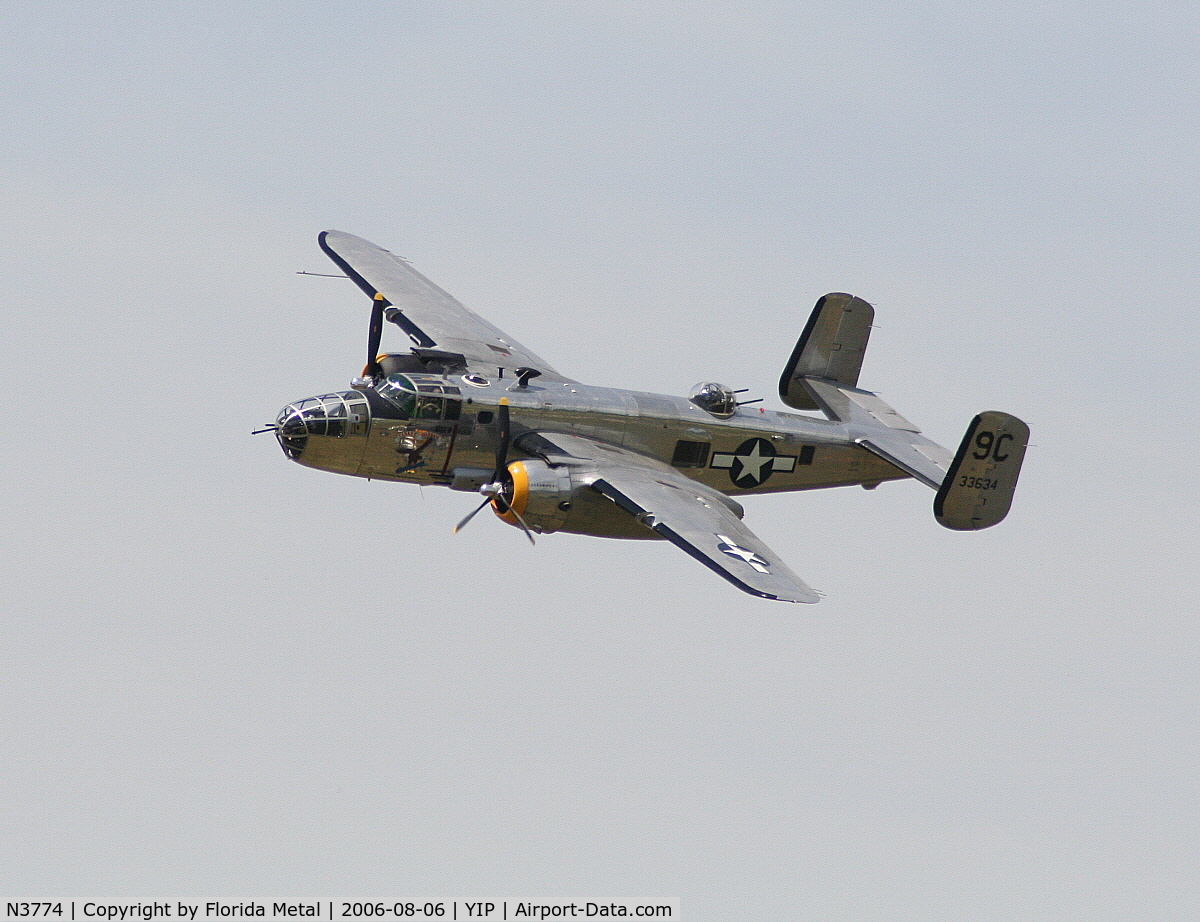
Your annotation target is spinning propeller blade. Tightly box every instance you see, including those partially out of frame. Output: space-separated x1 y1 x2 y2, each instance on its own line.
364 292 387 378
493 399 511 483
453 495 494 534
504 497 538 546
452 399 535 544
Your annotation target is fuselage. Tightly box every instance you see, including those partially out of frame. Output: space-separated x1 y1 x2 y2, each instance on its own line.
275 372 907 498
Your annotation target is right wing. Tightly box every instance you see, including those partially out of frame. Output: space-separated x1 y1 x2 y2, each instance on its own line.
524 432 821 603
320 230 573 381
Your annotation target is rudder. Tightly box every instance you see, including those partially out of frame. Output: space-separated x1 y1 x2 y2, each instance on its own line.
934 412 1030 530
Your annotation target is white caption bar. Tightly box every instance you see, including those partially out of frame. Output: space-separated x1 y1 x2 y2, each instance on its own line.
4 901 680 922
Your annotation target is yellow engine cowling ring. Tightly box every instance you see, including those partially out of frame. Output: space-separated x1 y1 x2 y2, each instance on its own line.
493 459 575 534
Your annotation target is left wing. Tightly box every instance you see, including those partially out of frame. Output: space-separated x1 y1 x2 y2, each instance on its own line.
524 432 821 603
320 230 573 381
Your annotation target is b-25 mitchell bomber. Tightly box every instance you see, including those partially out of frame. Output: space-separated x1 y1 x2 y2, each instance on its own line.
266 231 1028 602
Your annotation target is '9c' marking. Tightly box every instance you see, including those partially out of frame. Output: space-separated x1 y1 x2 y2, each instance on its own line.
972 430 1013 462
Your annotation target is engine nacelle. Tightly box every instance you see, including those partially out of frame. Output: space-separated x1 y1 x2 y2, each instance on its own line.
495 459 578 534
491 458 658 539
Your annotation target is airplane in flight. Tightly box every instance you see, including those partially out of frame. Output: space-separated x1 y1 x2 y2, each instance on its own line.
265 231 1028 602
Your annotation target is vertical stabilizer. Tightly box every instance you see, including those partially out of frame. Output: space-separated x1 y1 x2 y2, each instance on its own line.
779 293 874 411
934 412 1030 530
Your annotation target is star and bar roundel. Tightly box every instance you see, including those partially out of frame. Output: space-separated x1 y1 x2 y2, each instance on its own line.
711 437 797 488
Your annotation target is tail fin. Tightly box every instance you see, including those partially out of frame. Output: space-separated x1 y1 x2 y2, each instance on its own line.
781 295 1028 530
934 412 1030 530
779 293 874 411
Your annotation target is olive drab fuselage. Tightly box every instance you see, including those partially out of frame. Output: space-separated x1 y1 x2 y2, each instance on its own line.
276 371 909 502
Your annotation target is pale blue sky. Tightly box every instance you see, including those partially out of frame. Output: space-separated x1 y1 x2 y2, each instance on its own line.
3 3 1198 918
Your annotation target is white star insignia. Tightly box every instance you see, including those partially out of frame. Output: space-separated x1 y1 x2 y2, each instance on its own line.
716 535 771 573
733 441 773 484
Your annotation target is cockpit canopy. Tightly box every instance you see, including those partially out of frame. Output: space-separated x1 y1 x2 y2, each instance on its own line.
275 391 370 459
689 381 737 418
376 373 463 421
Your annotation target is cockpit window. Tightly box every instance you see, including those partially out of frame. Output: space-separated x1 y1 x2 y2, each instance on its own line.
377 375 418 418
377 373 462 421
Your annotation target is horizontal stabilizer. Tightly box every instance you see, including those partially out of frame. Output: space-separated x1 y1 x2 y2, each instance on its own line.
779 293 874 411
934 412 1030 530
801 377 952 488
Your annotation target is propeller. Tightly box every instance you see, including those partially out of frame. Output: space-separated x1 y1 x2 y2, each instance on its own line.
453 399 536 544
363 291 387 379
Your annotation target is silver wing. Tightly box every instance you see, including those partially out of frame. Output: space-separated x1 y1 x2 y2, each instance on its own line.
320 230 573 381
526 432 821 603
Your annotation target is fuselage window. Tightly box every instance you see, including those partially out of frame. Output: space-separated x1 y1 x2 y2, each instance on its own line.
671 440 711 468
324 396 347 437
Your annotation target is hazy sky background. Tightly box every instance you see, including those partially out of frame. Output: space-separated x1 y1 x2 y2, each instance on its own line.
3 2 1198 918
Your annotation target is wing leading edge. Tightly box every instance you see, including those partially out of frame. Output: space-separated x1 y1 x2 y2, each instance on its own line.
319 230 572 381
526 432 821 603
